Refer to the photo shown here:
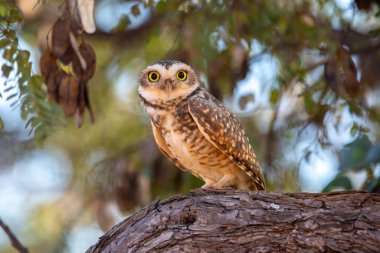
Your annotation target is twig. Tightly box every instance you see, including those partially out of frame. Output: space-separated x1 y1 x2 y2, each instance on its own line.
0 217 29 253
302 58 328 73
248 47 271 62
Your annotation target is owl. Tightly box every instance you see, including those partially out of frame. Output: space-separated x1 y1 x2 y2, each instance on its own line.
138 60 265 191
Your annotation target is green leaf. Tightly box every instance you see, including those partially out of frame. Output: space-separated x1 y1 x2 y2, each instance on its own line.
131 4 140 16
10 99 18 108
0 117 4 130
304 92 316 115
269 89 279 105
366 176 380 193
338 135 372 171
19 62 32 77
34 125 48 145
6 92 18 101
17 50 30 64
0 38 11 48
3 48 14 62
21 103 30 120
12 9 22 23
3 85 15 93
350 122 359 136
29 75 44 88
347 101 363 116
112 15 131 32
5 29 16 40
366 143 380 164
25 117 34 130
18 75 28 87
1 64 12 78
322 175 353 192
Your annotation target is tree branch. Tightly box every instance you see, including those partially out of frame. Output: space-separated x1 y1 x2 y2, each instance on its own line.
86 189 380 253
0 217 29 253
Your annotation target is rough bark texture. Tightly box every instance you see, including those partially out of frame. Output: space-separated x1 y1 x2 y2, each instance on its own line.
86 189 380 253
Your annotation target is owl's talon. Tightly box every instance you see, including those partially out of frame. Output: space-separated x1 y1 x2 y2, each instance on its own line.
201 182 214 189
212 174 237 189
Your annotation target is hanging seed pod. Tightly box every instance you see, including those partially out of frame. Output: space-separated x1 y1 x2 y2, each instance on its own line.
46 73 59 103
73 41 96 81
52 18 71 58
58 46 73 65
72 54 83 79
75 80 86 128
59 75 80 117
46 70 67 103
83 81 95 123
39 50 59 81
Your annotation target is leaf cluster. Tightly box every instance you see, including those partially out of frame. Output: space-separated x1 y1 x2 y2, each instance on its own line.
0 2 64 143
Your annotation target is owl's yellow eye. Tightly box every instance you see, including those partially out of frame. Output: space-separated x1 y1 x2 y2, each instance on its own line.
148 71 160 82
176 70 187 81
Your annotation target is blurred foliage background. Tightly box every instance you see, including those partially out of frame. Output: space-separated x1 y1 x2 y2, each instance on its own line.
1 0 380 252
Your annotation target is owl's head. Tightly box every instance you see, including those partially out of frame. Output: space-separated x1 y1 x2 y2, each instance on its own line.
138 60 200 106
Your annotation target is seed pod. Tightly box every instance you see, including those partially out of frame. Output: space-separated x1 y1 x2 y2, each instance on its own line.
39 51 59 81
46 73 58 103
59 75 80 117
58 46 73 65
73 41 96 81
46 70 67 103
83 81 95 123
52 18 71 58
75 109 84 128
75 80 86 128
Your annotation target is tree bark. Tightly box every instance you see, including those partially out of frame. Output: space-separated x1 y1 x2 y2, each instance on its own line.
86 189 380 253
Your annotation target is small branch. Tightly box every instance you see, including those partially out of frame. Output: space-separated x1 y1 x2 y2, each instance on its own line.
0 217 29 253
302 59 328 72
248 47 271 62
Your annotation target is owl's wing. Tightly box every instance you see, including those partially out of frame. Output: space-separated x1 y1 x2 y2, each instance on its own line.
151 122 193 174
188 96 265 190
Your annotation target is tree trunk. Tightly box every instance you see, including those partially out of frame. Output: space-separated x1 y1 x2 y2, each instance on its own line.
86 189 380 253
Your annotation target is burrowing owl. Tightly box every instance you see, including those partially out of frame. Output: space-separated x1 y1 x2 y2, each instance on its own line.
138 60 265 191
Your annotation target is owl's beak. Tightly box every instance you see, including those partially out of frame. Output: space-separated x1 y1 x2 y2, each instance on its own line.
164 79 173 96
166 85 170 96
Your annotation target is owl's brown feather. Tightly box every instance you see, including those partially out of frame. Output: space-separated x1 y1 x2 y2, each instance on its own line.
188 95 265 190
